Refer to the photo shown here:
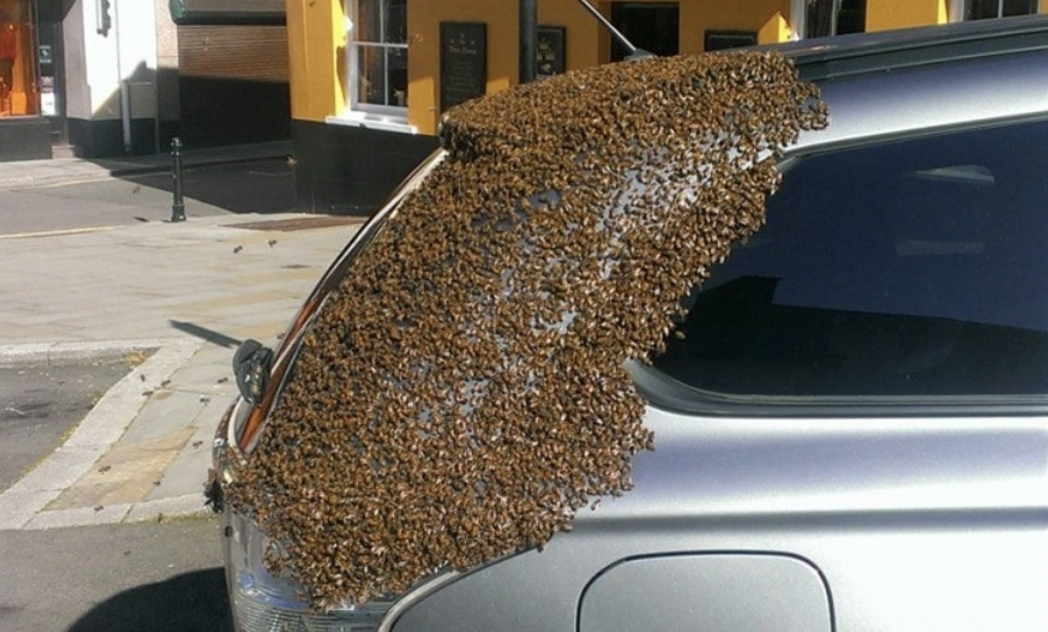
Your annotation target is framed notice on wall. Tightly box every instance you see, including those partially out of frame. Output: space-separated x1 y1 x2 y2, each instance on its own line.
704 30 758 52
537 26 566 79
440 22 487 112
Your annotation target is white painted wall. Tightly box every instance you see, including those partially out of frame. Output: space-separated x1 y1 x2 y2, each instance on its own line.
68 0 158 121
62 0 89 120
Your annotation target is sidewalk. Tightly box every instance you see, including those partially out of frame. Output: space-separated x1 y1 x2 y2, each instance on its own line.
0 144 364 529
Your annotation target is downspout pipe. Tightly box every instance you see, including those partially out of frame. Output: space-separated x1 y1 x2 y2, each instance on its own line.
520 0 537 83
113 0 132 155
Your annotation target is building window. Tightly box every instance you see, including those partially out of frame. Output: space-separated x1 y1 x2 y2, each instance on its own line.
804 0 866 38
965 0 1039 20
0 0 39 118
348 0 407 114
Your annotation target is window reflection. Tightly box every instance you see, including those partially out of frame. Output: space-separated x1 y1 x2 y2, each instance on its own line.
0 0 38 117
966 0 1039 20
654 118 1048 398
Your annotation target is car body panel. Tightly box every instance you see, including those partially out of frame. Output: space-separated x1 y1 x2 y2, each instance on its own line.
218 15 1048 632
794 49 1048 154
389 409 1048 631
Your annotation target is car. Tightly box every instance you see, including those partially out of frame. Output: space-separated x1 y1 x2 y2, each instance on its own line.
210 14 1048 632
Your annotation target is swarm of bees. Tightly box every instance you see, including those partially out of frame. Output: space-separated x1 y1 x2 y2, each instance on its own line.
226 51 828 610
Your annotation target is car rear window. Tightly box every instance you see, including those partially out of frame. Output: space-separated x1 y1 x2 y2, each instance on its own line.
652 117 1048 398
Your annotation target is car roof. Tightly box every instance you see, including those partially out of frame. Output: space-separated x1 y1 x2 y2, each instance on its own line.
766 14 1048 153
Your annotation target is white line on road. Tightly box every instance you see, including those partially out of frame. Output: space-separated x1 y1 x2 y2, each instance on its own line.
0 225 121 240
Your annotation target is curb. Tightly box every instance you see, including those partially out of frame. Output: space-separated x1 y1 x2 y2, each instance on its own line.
0 338 208 530
0 338 187 369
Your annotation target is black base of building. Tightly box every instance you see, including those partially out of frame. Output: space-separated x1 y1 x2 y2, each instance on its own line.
291 119 438 216
0 117 52 162
180 77 290 149
67 117 165 158
64 76 288 160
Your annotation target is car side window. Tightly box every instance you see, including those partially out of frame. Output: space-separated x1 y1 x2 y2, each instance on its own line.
653 117 1048 398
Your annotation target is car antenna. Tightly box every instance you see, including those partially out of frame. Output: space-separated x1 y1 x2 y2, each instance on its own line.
570 0 654 60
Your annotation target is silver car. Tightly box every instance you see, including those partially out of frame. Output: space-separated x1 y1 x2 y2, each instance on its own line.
212 15 1048 632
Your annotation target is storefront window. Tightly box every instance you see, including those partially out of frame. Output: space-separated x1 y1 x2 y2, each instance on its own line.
0 0 37 117
805 0 865 37
348 0 407 113
965 0 1039 19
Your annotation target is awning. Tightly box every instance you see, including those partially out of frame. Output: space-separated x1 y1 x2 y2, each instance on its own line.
169 0 285 25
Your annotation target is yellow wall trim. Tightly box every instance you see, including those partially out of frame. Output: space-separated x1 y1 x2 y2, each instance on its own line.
867 0 948 32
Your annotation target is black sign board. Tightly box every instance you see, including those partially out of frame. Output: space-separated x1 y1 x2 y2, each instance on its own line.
537 26 566 79
440 22 487 112
704 30 758 52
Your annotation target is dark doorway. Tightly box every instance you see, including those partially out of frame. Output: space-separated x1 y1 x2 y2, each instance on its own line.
611 2 679 61
35 0 67 149
807 0 866 38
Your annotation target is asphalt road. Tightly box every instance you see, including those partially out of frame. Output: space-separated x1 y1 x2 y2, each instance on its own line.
0 514 230 632
0 158 296 237
0 361 133 491
1 362 230 632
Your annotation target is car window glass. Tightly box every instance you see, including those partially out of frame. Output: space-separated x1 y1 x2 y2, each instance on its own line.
653 117 1048 398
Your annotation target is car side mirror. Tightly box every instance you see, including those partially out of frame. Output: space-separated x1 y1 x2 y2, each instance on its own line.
233 339 273 405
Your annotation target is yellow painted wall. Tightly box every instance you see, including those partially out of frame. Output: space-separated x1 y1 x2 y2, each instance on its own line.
286 0 345 123
409 0 601 135
290 0 999 132
759 12 792 44
866 0 948 31
408 0 792 134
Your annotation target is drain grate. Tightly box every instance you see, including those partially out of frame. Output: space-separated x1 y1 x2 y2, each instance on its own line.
227 216 364 232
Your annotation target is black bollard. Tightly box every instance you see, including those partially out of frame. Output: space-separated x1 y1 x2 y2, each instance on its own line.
170 137 186 222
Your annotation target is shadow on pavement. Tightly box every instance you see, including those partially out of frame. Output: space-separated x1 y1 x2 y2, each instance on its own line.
170 320 243 349
66 568 232 632
127 158 298 215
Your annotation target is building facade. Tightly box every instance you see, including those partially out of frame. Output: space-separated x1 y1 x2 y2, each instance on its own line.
284 0 1047 215
0 0 289 162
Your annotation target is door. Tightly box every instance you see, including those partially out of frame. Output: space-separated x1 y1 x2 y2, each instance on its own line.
610 2 679 61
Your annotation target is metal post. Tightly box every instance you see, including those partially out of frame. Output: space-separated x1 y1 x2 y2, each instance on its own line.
520 0 538 83
171 137 186 222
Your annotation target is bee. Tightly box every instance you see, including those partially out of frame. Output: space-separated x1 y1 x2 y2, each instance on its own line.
232 50 829 607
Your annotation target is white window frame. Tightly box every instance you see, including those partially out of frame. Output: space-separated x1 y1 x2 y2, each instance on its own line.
791 0 808 39
328 0 415 134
